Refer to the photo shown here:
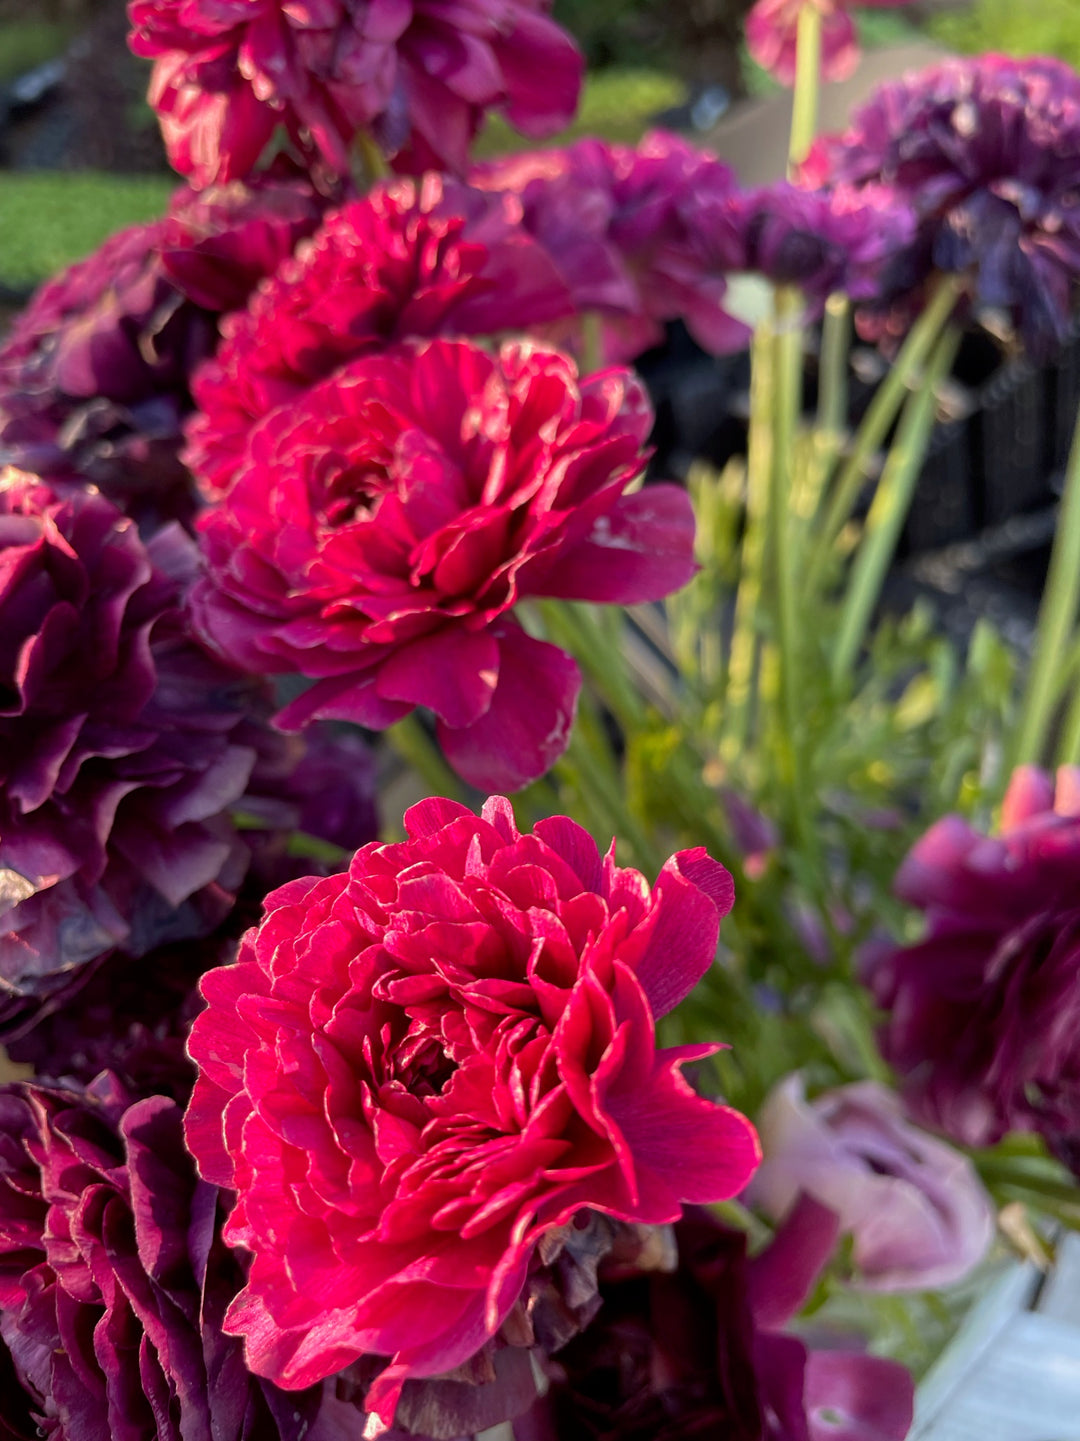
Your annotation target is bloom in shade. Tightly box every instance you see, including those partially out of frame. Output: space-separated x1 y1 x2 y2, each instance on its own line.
0 472 262 1035
471 131 747 364
865 764 1080 1154
518 1196 915 1441
747 0 918 87
184 175 574 498
803 54 1080 357
0 176 323 527
0 1074 344 1440
191 337 696 791
127 0 582 186
184 796 760 1425
746 1076 995 1292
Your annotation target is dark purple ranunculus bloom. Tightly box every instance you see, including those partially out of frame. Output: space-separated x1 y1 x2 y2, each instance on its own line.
517 1197 914 1440
0 1074 344 1440
471 131 747 364
803 54 1080 356
0 176 324 527
0 473 263 1036
693 181 916 314
865 765 1080 1155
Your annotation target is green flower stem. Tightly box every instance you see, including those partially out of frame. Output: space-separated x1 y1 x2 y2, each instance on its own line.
1055 647 1080 766
1012 399 1080 770
798 293 850 527
353 129 389 183
536 599 645 734
788 3 823 173
805 273 964 599
581 311 605 373
830 327 961 685
387 712 466 799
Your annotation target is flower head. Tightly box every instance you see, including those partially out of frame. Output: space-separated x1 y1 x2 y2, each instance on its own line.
804 54 1080 356
192 337 696 790
127 0 582 186
0 472 261 1033
747 0 918 87
184 797 760 1424
747 1076 995 1291
0 1075 341 1439
866 765 1080 1152
184 175 574 497
0 177 323 527
471 131 746 363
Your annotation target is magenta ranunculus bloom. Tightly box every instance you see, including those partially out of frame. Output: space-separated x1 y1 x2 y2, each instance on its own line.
519 1196 915 1440
746 0 918 86
0 472 264 1033
191 337 695 790
746 1076 995 1291
471 131 747 364
0 176 324 527
184 175 574 498
804 55 1080 357
0 1075 346 1440
183 797 760 1425
127 0 582 186
866 765 1080 1154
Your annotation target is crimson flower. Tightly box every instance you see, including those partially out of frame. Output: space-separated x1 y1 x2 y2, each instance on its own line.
865 765 1080 1154
184 797 760 1427
184 176 574 498
746 0 918 86
127 0 582 186
191 337 696 791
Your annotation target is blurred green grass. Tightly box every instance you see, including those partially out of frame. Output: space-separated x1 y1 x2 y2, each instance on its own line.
473 67 687 154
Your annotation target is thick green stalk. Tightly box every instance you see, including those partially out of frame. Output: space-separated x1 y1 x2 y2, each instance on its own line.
1012 400 1080 769
830 327 961 685
353 129 389 183
805 274 963 598
788 3 823 173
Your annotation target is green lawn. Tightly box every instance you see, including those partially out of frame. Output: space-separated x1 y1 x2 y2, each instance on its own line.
475 67 687 155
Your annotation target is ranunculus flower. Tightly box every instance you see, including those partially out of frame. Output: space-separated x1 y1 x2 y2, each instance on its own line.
0 176 323 527
0 472 262 1035
865 765 1080 1156
521 1195 915 1440
746 1075 995 1291
184 796 760 1427
184 175 574 498
0 1074 344 1439
127 0 582 186
747 0 919 87
471 131 747 364
803 54 1080 357
191 337 696 791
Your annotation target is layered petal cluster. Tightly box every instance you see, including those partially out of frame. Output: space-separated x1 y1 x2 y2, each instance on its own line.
192 338 696 790
184 176 574 497
471 131 747 364
127 0 582 186
804 54 1080 356
747 0 918 87
523 1197 915 1440
0 1075 339 1440
747 1076 995 1291
0 472 260 1032
865 765 1080 1153
0 176 323 526
184 797 760 1426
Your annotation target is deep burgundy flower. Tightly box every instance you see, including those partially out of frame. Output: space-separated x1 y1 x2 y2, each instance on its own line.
865 764 1080 1152
191 337 695 790
747 1076 995 1291
0 176 324 527
803 54 1080 356
518 1196 915 1441
127 0 582 186
184 796 760 1426
184 175 574 498
0 1074 344 1439
0 473 263 1034
746 0 918 87
471 132 747 364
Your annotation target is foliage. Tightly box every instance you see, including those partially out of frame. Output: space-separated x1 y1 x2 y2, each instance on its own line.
930 0 1080 69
